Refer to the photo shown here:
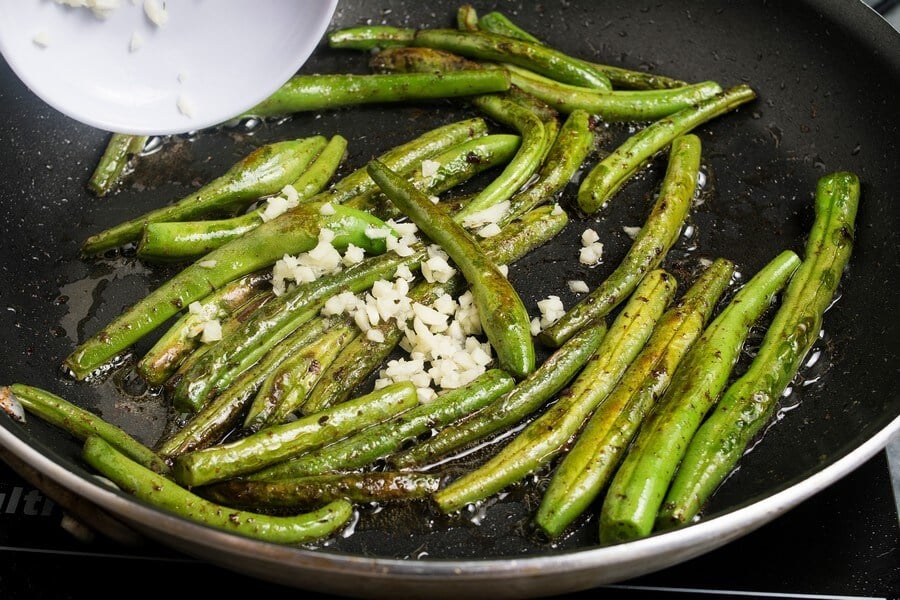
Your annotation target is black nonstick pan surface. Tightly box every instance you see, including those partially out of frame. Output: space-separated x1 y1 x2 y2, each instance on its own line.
0 1 898 598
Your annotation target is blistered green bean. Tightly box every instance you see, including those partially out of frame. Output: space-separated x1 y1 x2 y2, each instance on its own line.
598 250 801 544
658 172 859 530
433 269 676 513
534 258 733 538
540 133 702 348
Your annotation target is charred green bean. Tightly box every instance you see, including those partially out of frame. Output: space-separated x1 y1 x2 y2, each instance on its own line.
200 471 442 509
81 136 328 255
658 172 859 530
540 133 702 348
172 381 418 487
83 436 352 545
367 159 535 378
598 249 801 544
578 84 756 214
3 384 169 475
433 269 676 513
534 258 733 538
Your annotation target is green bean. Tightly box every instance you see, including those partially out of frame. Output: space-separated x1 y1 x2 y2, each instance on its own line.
172 382 418 487
327 25 416 50
302 203 569 414
345 133 522 220
475 10 541 44
503 65 722 121
317 118 489 208
3 384 170 475
87 132 148 197
82 436 352 545
248 370 515 480
534 258 733 538
243 321 358 432
412 28 611 90
658 172 859 530
64 201 390 382
168 248 415 414
433 269 676 514
136 269 273 386
166 133 518 412
499 108 597 226
368 48 550 220
157 314 351 457
540 134 703 348
472 10 687 90
598 249 801 544
578 84 757 214
390 320 606 470
460 94 548 219
367 159 535 378
200 471 442 509
81 136 329 255
136 135 348 261
241 71 511 118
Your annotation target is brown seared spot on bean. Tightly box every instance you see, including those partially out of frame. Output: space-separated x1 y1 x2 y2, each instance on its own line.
318 415 330 426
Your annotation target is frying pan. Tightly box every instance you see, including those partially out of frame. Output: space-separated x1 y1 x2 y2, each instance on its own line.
0 1 897 598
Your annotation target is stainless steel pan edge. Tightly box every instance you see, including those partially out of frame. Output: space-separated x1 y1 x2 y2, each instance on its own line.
0 416 897 599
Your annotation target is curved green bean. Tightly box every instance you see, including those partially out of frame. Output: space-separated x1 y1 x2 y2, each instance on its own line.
500 108 597 226
578 84 757 214
137 135 348 261
172 381 418 487
534 258 733 538
433 269 676 514
248 369 515 480
241 71 511 118
82 436 352 545
598 249 802 544
390 320 607 469
658 172 859 530
4 384 169 475
367 159 535 378
472 10 687 90
64 201 390 382
504 65 722 121
81 136 329 255
540 133 703 348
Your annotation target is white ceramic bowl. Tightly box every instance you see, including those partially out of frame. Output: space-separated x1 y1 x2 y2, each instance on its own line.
0 0 338 135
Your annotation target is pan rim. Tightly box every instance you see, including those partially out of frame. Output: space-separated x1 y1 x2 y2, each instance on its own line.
0 414 896 594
